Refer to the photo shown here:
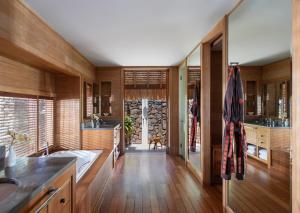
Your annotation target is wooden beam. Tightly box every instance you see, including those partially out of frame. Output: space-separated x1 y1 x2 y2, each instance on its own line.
0 0 96 79
292 0 300 212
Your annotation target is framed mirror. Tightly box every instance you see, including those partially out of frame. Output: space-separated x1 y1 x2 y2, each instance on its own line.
186 45 201 176
84 82 93 118
227 0 292 212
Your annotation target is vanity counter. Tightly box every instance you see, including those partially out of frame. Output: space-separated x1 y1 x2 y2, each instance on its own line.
0 157 76 213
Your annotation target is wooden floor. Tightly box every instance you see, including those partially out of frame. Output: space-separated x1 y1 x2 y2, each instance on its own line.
99 152 222 213
228 158 290 213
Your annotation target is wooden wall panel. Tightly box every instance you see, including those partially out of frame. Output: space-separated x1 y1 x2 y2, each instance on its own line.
0 55 55 97
0 0 95 79
96 68 122 120
262 58 291 82
292 0 300 212
168 67 179 155
82 130 114 150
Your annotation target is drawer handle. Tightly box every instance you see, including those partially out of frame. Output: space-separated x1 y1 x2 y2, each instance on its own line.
35 187 61 213
60 198 66 204
261 135 264 137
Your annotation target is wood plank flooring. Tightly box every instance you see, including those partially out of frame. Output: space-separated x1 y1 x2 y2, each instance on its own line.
99 152 222 213
228 158 290 213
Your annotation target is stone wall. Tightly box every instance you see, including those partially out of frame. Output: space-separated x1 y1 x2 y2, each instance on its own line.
125 100 142 144
148 100 167 144
125 100 167 144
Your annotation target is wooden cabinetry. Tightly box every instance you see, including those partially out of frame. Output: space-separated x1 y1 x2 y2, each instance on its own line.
20 164 76 213
82 125 121 166
245 124 271 167
245 124 290 169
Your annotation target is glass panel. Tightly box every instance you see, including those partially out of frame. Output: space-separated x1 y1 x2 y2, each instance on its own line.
178 61 188 159
228 0 292 212
187 46 201 174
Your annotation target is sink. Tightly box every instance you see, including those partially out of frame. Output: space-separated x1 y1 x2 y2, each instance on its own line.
0 178 19 202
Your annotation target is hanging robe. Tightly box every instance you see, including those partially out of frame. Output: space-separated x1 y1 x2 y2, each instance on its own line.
189 82 200 152
221 66 247 180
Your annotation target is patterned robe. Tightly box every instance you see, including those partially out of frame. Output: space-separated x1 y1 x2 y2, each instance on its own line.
221 66 247 180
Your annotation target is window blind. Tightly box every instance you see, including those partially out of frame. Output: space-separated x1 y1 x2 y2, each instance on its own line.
39 98 54 150
0 95 37 156
56 99 80 149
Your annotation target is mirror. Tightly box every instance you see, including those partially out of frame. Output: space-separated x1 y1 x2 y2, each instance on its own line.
100 81 112 116
228 0 291 212
187 46 201 175
84 82 93 118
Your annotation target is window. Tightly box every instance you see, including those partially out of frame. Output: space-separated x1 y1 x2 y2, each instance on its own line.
0 94 54 156
39 98 54 150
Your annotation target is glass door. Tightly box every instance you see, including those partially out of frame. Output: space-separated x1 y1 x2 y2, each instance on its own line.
179 61 188 159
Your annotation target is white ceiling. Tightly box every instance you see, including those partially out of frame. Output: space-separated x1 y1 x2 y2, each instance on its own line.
228 0 292 66
187 45 201 66
25 0 238 67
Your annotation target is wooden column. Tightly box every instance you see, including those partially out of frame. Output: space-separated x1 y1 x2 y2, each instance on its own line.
292 0 300 212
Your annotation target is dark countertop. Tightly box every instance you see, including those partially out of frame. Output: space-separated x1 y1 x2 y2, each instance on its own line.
245 122 290 129
81 120 121 130
0 157 76 213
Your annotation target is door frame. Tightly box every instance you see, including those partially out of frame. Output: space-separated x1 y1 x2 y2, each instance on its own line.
200 15 229 210
178 60 189 160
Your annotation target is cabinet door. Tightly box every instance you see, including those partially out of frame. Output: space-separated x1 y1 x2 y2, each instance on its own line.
245 126 257 145
48 180 72 213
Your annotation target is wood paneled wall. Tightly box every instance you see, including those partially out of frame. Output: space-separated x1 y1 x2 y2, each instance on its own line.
0 0 96 79
168 67 179 155
0 55 55 97
292 0 300 212
262 58 291 82
96 68 123 120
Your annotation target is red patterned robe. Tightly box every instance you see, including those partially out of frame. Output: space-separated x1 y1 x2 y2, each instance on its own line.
221 66 247 180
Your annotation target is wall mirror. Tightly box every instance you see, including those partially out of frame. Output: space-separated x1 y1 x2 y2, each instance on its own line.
84 82 93 118
100 81 112 116
187 46 201 175
228 0 292 212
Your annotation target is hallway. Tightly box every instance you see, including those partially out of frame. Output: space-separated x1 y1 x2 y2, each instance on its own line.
99 153 222 213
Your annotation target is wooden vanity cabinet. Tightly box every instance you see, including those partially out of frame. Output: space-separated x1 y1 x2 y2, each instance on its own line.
245 124 290 169
82 125 121 166
20 164 76 213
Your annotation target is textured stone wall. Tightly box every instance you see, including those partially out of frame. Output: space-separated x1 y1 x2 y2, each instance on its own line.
125 100 167 144
148 100 167 144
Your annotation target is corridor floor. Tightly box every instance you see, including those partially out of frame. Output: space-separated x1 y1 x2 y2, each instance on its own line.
99 152 222 213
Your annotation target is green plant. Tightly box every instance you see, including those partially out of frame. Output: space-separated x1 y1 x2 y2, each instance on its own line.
124 116 134 144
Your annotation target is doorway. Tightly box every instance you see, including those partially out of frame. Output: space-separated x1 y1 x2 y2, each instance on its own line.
123 70 168 153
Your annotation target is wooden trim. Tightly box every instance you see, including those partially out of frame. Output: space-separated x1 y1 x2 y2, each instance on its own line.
200 15 228 212
292 0 300 212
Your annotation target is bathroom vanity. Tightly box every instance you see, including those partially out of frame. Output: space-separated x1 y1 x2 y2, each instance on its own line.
0 157 76 213
245 123 290 168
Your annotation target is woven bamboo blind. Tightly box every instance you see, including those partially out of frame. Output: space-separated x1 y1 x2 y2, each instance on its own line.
124 70 167 100
56 98 80 149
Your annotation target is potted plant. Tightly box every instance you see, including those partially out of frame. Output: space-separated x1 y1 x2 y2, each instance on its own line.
124 116 134 145
6 130 30 167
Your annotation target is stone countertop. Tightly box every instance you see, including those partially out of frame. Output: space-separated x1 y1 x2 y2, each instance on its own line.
81 120 121 130
0 157 76 213
245 122 291 129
